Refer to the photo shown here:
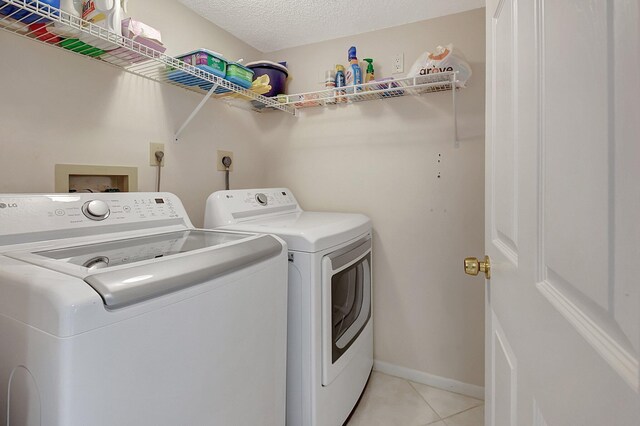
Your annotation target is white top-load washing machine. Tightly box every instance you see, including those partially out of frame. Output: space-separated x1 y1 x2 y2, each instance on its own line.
205 188 373 426
0 192 288 426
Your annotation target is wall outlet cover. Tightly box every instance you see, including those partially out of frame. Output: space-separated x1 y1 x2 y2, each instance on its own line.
217 150 234 171
149 143 165 166
392 53 404 74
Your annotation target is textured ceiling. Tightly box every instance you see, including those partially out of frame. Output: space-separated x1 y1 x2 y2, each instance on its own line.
178 0 485 53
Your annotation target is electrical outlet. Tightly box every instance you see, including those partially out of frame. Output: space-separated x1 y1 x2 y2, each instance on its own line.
392 53 404 74
217 150 234 171
149 143 165 166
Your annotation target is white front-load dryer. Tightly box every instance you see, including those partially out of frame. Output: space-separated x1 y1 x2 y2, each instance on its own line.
205 188 374 426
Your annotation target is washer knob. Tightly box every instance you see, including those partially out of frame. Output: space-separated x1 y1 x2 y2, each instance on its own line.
82 200 110 221
255 193 268 206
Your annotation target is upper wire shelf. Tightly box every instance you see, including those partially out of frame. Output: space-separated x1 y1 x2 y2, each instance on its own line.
0 0 295 114
280 72 459 109
282 71 462 144
0 0 463 140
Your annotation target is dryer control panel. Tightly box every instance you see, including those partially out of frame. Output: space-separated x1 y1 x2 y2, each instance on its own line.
204 188 302 227
0 193 191 245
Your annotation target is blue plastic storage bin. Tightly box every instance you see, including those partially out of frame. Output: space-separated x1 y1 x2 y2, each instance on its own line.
168 49 228 93
1 0 60 24
200 62 253 94
0 2 16 16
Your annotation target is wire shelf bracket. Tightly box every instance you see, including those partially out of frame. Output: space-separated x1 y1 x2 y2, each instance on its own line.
174 83 218 142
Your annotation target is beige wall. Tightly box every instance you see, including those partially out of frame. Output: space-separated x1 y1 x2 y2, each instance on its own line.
0 2 485 388
0 0 265 226
261 9 486 387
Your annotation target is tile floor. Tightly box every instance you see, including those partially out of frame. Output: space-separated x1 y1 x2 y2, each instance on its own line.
346 372 484 426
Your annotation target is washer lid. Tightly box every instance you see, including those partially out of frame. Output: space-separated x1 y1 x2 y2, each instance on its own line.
218 211 371 252
9 230 284 309
33 229 245 270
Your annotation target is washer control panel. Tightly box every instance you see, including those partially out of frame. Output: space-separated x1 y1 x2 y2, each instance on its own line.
0 193 189 241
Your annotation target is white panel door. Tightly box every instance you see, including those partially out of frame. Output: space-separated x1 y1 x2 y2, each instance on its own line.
484 0 639 424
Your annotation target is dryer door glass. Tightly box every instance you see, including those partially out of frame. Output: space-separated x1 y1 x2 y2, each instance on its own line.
330 252 371 363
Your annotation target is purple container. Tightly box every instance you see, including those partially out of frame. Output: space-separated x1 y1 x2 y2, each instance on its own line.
245 60 289 97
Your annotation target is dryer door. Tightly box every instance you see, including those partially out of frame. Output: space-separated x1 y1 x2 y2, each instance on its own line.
321 237 371 386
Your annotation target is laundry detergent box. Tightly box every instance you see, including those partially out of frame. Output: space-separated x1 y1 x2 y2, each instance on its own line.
168 48 227 88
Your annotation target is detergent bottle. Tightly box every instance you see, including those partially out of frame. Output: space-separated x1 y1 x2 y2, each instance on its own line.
49 0 83 37
79 0 128 50
82 0 125 35
345 46 363 93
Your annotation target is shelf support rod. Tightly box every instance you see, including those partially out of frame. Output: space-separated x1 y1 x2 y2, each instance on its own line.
174 83 219 142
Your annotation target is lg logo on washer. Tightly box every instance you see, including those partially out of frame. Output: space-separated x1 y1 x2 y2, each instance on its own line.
0 203 18 209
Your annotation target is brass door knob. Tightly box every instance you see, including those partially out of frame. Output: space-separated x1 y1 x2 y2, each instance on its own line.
464 255 491 279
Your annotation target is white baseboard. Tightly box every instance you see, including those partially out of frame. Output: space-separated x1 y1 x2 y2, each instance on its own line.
373 359 485 400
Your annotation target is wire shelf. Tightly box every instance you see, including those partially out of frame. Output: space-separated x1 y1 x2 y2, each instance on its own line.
281 72 459 109
0 0 295 114
0 0 463 141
